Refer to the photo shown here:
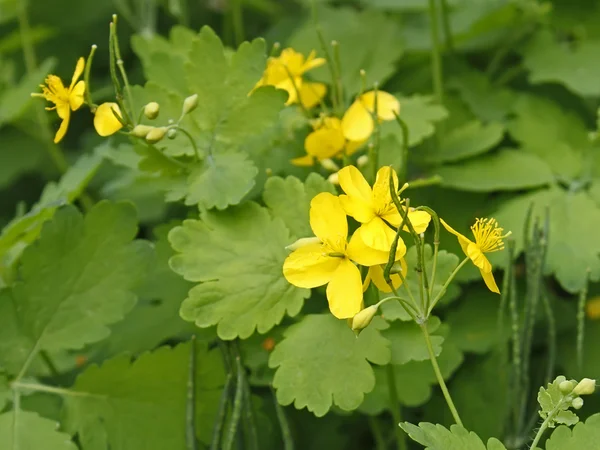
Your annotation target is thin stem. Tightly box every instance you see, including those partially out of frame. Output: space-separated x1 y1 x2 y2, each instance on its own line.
12 390 20 450
210 373 233 450
186 336 198 450
405 175 443 189
112 15 136 125
331 40 345 110
272 387 294 450
230 0 245 47
428 256 469 314
386 364 407 450
84 45 98 111
416 205 440 307
439 0 454 52
39 351 59 378
392 111 409 182
428 0 444 105
577 270 590 377
370 83 380 182
540 290 556 385
530 399 567 450
177 127 202 162
11 381 102 398
222 353 245 450
232 341 258 450
420 322 463 426
310 0 339 111
367 416 386 450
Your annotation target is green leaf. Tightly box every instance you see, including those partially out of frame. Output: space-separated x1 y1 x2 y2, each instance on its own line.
169 202 307 339
400 421 507 450
381 245 459 320
436 149 555 191
381 95 448 147
422 120 505 163
546 413 600 450
507 95 590 180
269 314 390 416
0 201 152 376
538 376 580 428
492 188 600 292
263 173 335 239
383 316 443 365
287 7 403 95
0 130 45 189
523 30 600 97
0 410 77 450
63 341 225 450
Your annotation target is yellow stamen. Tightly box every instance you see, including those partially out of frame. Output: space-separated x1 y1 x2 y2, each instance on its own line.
471 218 511 253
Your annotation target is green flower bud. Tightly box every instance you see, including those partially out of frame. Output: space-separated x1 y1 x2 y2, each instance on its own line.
145 126 168 143
573 378 596 396
351 305 378 335
559 380 575 394
143 102 160 120
167 128 177 140
182 93 199 115
357 155 369 168
130 124 153 138
285 237 321 251
328 173 339 185
572 397 584 410
320 158 340 172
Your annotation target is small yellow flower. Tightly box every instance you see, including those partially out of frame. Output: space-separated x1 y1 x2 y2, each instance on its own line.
338 165 430 253
283 192 400 319
292 116 365 167
586 296 600 319
94 102 124 137
364 258 408 293
440 218 511 294
32 57 86 143
255 48 327 109
341 90 400 142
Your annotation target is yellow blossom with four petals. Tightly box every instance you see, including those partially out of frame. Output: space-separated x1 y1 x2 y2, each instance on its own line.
440 218 511 294
338 165 431 253
342 90 400 142
32 57 86 143
255 48 327 109
93 102 124 137
283 192 404 319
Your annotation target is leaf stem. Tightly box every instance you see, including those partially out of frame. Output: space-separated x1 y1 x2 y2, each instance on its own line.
222 350 244 450
210 373 233 450
428 0 444 106
530 400 565 450
84 45 98 111
392 111 409 182
427 256 469 315
386 364 407 450
367 416 386 450
577 270 590 377
420 321 463 426
232 341 258 450
439 0 454 52
230 0 245 47
272 386 294 450
186 336 198 450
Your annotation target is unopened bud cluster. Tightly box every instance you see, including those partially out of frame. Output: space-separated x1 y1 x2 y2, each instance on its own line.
556 376 596 411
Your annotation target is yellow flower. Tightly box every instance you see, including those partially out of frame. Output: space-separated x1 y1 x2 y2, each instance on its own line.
32 57 86 143
94 102 124 137
338 165 431 253
255 48 327 109
440 218 511 294
283 192 399 319
587 297 600 319
364 258 408 293
292 116 365 167
342 90 400 142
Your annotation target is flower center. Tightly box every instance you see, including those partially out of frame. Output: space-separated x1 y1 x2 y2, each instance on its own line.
322 235 347 257
471 218 511 253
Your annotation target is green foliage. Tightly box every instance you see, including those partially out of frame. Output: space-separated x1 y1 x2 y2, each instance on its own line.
538 376 580 428
383 316 443 365
545 413 600 450
0 410 77 450
400 421 507 450
269 314 390 416
63 341 225 450
169 202 307 339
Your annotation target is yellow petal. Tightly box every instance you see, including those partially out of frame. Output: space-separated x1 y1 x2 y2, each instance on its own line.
467 242 491 272
304 123 345 160
341 99 374 142
69 80 85 111
274 78 298 105
360 90 400 121
368 259 407 293
347 230 405 267
309 192 348 244
300 81 327 109
53 112 70 143
69 57 85 91
338 165 373 205
359 217 397 252
407 210 431 234
440 218 472 256
94 102 124 137
326 258 363 319
301 50 326 72
480 268 500 294
345 138 366 156
56 101 70 120
339 194 375 224
291 154 315 166
278 48 305 75
283 242 341 288
372 166 398 208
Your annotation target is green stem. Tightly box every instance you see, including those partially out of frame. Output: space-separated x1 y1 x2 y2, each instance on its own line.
11 381 102 398
230 0 245 47
210 373 233 450
439 0 453 52
416 205 440 303
232 341 258 450
177 127 202 161
428 256 469 315
39 351 59 378
367 416 386 450
420 322 463 426
392 111 409 182
84 45 98 111
272 387 294 450
111 15 136 125
310 0 339 111
370 83 380 182
186 336 198 450
577 270 590 377
406 175 443 189
386 364 407 450
331 40 345 110
428 0 444 105
222 352 244 450
530 400 567 450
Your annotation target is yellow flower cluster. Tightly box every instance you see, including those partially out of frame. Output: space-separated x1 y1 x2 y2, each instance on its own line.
283 165 429 319
32 57 123 143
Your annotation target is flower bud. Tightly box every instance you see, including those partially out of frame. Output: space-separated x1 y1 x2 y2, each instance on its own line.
357 155 369 168
145 126 168 143
573 378 596 396
167 128 177 140
351 305 378 335
559 380 575 395
130 124 153 138
182 93 199 115
143 102 160 120
572 397 584 409
328 173 339 185
320 158 340 172
285 237 321 251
